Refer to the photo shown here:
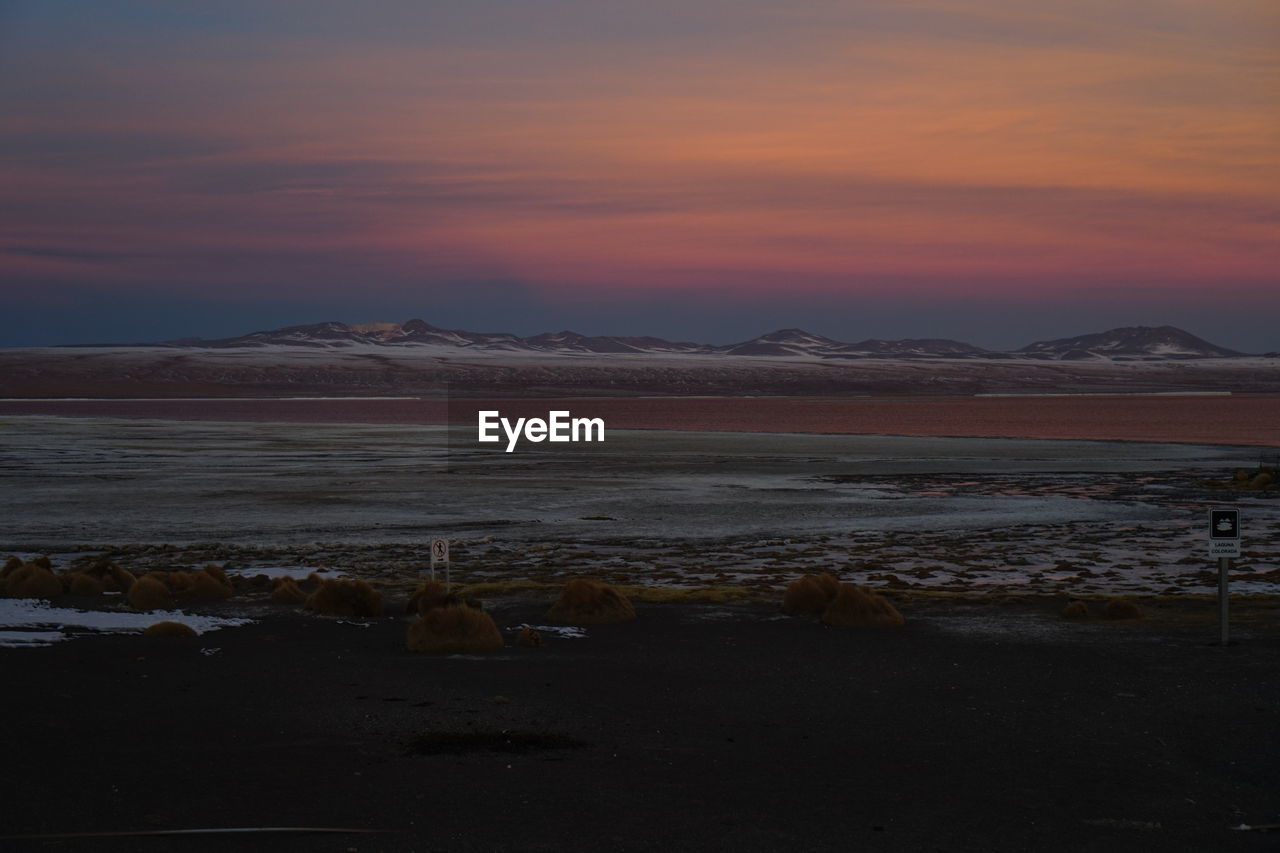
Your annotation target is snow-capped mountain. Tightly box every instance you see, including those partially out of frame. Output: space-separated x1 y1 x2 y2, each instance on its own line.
163 320 1248 360
1018 326 1242 360
174 320 711 355
712 329 991 358
12 321 1272 399
716 328 850 357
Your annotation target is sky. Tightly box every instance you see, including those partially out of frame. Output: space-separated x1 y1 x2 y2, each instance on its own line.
1 0 1277 350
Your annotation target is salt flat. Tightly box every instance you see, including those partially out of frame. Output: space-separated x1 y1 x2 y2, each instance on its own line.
1 416 1276 595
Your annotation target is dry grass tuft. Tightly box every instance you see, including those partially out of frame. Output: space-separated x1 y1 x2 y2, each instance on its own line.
781 573 841 615
1250 472 1274 489
1060 600 1090 620
4 563 64 600
180 568 233 600
2 556 22 577
75 559 134 592
68 572 107 596
1103 598 1143 620
304 578 384 618
105 563 136 593
407 580 450 616
546 578 636 625
821 584 904 628
406 603 504 653
243 574 272 591
127 575 174 611
516 626 544 647
268 576 307 605
31 555 52 571
202 564 230 586
143 621 198 638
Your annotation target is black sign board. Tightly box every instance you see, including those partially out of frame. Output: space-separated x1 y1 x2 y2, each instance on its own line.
1210 509 1240 540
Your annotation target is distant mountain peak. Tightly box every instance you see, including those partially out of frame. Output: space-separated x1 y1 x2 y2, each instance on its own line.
719 328 847 357
1019 325 1241 360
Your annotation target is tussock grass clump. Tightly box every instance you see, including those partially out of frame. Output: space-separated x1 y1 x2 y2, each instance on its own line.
143 621 198 638
180 568 233 600
105 563 136 593
127 575 173 611
106 560 135 589
821 584 904 628
516 626 544 647
244 574 274 592
546 578 636 625
406 580 450 616
68 573 107 596
1060 600 1090 620
2 556 21 576
268 576 306 605
305 578 383 618
1103 598 1143 620
74 560 137 593
31 555 52 571
1250 472 1274 490
407 603 504 653
781 573 840 615
202 564 231 586
4 563 64 600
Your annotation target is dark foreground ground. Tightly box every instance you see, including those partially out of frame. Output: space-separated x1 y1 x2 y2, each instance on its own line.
2 598 1279 853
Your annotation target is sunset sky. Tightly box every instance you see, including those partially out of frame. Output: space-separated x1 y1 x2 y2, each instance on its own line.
1 1 1277 349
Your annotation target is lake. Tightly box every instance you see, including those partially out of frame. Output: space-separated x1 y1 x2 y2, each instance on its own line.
1 393 1277 446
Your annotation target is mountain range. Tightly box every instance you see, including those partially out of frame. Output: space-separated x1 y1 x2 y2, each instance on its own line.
9 320 1276 399
158 320 1251 361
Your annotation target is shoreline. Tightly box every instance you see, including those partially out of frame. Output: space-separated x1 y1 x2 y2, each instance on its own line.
2 418 1276 598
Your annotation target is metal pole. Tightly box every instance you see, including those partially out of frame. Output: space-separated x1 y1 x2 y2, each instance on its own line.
1218 556 1230 646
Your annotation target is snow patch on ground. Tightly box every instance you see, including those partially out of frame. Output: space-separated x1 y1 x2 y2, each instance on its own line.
0 598 254 647
511 624 587 639
0 630 67 647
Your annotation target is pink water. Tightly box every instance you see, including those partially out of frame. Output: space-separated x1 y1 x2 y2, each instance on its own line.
0 395 1277 446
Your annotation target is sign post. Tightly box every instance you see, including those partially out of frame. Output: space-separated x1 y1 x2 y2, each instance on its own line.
430 538 450 589
1208 509 1240 646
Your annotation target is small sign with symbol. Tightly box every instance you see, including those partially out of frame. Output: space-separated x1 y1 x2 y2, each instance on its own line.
1209 509 1240 558
428 538 451 586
